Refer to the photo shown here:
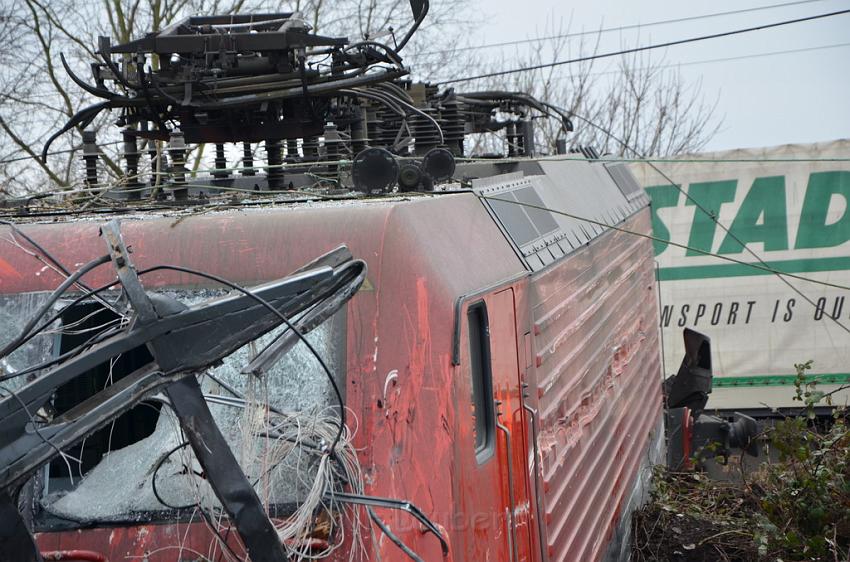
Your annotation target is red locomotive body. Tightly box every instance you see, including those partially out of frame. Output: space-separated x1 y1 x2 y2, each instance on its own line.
0 158 663 562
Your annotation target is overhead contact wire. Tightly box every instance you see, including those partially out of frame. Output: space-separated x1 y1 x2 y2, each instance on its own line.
438 8 850 85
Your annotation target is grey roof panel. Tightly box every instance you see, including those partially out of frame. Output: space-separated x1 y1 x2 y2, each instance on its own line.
473 158 648 272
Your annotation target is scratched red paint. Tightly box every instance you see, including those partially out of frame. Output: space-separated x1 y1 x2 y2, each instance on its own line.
0 193 663 562
0 255 22 286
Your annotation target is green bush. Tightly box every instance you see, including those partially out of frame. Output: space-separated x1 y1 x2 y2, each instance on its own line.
633 361 850 561
751 361 850 560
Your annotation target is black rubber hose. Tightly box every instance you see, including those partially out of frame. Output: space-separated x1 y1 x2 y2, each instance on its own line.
40 102 110 163
60 54 115 100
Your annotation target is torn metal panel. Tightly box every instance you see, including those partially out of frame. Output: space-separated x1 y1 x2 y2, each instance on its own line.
0 220 367 562
21 290 342 522
0 259 338 489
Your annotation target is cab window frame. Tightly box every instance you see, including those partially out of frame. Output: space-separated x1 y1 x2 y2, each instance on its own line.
467 301 496 464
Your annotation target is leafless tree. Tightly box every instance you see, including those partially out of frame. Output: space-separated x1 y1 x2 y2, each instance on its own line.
429 18 722 158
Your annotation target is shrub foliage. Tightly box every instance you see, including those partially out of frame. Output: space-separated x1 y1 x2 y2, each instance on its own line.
634 362 850 561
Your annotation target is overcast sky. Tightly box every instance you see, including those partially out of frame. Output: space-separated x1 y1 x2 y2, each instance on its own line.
445 0 849 152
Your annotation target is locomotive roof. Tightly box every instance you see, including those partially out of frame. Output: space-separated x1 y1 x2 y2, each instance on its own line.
0 156 649 298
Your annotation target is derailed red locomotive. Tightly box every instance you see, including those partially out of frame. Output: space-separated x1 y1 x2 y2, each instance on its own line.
0 6 692 562
1 156 662 562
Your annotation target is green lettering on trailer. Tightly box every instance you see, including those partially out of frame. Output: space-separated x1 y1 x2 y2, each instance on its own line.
646 171 850 279
795 171 850 249
646 184 680 255
684 180 737 256
718 176 788 254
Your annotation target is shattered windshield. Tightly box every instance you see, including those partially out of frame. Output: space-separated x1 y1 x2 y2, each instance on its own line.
0 289 346 525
